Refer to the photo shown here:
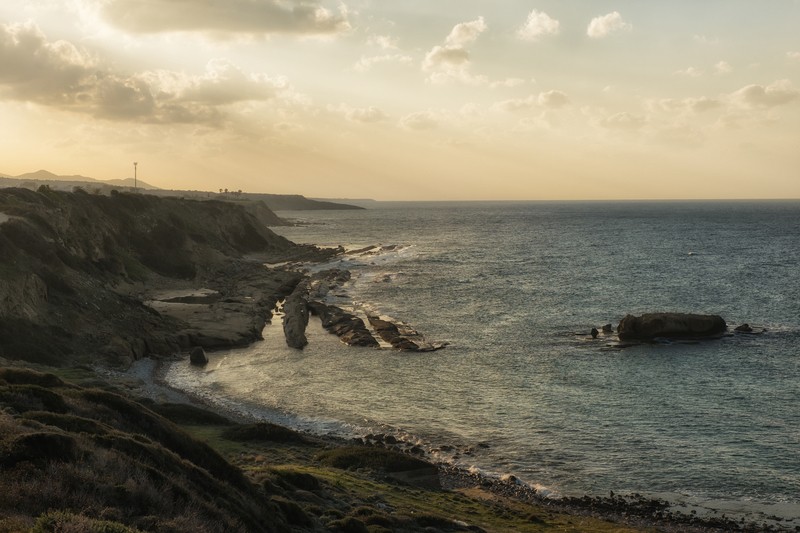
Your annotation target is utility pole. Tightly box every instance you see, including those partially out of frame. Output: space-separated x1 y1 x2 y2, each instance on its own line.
133 162 138 190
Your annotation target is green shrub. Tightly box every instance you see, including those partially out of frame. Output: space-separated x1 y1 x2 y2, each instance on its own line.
140 400 233 426
221 422 308 444
32 510 142 533
316 446 433 473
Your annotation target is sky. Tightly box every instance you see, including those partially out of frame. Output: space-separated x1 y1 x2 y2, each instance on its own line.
1 1 799 200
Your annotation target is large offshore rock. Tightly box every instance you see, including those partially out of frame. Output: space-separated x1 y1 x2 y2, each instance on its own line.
617 313 727 341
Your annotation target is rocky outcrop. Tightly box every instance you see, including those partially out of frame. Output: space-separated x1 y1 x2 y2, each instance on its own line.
282 281 310 349
617 313 727 341
307 301 379 348
189 346 208 366
0 187 323 366
367 314 448 352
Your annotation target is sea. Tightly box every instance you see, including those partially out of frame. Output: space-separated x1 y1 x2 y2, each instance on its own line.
164 201 800 527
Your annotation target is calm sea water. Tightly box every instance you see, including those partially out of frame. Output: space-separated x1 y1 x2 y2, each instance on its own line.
166 201 800 525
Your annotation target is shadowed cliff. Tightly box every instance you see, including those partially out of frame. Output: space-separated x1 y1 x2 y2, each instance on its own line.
0 187 325 367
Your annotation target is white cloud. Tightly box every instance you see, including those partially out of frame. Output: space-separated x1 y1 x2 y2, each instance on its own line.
647 97 721 115
517 10 559 42
99 0 351 37
537 90 569 108
693 34 719 46
490 77 526 89
788 51 800 60
333 104 388 123
444 17 487 47
399 111 438 130
674 67 703 77
368 34 398 50
599 112 645 130
714 61 732 75
495 90 569 112
731 79 799 108
353 54 413 73
688 97 722 113
423 17 488 85
0 21 294 126
587 12 631 39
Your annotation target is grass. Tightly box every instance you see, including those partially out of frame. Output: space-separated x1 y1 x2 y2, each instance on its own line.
0 365 661 533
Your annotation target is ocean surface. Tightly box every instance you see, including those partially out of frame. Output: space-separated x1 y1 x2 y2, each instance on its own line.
165 201 800 526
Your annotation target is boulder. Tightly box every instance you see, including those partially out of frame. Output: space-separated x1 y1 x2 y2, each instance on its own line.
189 346 208 366
617 313 727 341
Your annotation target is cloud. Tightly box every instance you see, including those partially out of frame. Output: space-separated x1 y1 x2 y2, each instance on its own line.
688 97 722 113
444 17 487 47
99 0 351 37
647 97 721 115
587 12 631 39
788 51 800 60
674 67 703 77
399 111 438 130
368 34 398 50
517 10 559 42
714 61 732 75
537 90 569 108
599 112 645 130
353 54 413 72
731 80 799 108
490 77 526 89
495 90 569 112
693 34 719 46
332 104 388 123
422 17 487 84
0 22 292 126
0 21 96 105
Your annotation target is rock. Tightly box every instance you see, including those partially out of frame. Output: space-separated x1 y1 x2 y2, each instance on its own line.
366 315 447 352
734 323 753 333
189 346 208 366
283 282 309 349
602 324 613 333
590 327 599 338
307 301 379 348
617 313 727 341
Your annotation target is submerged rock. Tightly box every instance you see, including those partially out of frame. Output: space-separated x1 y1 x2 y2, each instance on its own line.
189 346 208 366
617 313 727 341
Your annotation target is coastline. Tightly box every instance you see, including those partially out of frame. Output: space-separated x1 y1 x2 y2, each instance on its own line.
119 316 791 533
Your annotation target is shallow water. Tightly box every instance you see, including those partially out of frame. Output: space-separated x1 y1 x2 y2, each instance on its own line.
165 201 800 526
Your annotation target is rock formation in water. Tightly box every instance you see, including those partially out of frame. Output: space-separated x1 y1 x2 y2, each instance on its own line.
617 313 727 341
307 301 379 347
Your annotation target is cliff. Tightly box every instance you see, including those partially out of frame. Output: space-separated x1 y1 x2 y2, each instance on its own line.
0 187 325 367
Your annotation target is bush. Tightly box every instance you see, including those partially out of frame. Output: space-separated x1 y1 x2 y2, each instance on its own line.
139 401 233 426
32 510 142 533
316 446 433 473
221 422 308 444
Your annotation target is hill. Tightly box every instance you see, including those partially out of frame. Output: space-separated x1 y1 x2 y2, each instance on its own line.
0 187 326 367
0 170 364 210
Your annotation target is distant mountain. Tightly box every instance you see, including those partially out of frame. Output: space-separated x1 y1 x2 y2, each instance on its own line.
15 169 98 182
1 170 158 190
104 178 158 189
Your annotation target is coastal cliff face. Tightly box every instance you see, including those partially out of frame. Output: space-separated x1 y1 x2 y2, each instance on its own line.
0 187 317 366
